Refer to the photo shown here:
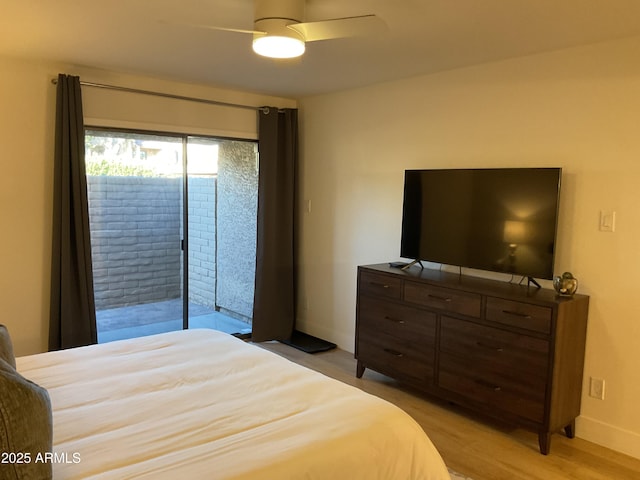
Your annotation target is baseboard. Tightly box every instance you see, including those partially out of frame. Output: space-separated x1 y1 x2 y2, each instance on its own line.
577 415 640 460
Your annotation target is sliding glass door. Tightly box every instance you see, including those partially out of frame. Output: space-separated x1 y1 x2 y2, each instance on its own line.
186 138 257 337
85 129 257 342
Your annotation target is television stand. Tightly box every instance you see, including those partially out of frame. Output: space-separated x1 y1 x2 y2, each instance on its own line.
355 263 589 454
527 276 542 289
401 259 424 271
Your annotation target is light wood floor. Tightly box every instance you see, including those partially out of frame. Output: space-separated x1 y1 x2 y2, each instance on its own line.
258 341 640 480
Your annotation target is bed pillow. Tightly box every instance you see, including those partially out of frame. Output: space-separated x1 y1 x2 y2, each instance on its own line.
0 358 53 480
0 324 16 369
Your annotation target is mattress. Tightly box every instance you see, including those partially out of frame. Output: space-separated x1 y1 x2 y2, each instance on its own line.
17 329 450 479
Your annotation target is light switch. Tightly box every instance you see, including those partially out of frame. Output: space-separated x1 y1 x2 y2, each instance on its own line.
599 210 616 232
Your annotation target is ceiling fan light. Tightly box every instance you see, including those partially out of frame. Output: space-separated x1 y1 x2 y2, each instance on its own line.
253 35 305 58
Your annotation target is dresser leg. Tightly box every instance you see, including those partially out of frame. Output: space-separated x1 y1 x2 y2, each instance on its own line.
356 360 366 378
538 432 551 455
564 420 576 439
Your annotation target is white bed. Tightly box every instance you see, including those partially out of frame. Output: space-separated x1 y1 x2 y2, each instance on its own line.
17 329 450 479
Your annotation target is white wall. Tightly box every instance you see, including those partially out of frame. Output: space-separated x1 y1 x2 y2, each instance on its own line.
297 36 640 459
0 54 295 356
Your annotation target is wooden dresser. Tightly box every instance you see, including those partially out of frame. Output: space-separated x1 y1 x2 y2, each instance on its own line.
355 263 589 454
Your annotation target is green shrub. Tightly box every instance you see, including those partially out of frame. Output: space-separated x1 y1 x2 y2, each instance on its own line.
86 159 154 177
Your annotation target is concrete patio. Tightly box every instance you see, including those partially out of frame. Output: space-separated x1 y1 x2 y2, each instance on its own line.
96 298 251 343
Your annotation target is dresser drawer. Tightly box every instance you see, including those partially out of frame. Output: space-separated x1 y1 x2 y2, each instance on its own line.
440 316 549 375
358 296 436 343
357 329 434 383
404 281 481 318
486 297 552 334
439 316 548 422
358 271 402 300
438 357 545 423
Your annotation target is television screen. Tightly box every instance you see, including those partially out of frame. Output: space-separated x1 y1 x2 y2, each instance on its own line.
400 168 562 280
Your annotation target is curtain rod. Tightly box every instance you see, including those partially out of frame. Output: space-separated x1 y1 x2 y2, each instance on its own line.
51 78 271 113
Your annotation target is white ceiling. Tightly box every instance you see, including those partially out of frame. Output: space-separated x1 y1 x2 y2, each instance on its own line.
3 0 640 98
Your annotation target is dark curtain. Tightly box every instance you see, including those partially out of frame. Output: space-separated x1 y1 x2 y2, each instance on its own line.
251 107 298 342
49 74 97 350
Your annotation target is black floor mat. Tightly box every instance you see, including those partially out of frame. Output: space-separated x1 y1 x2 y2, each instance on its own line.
281 330 337 354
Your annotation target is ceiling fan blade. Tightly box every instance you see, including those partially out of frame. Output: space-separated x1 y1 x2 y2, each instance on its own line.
202 25 264 35
159 19 262 36
288 14 386 42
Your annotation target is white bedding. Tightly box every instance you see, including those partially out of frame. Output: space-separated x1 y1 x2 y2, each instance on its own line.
17 329 450 479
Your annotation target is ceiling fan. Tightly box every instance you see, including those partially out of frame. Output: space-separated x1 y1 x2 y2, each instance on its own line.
199 0 386 59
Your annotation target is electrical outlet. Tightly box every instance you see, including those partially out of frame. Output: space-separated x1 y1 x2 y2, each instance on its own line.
590 377 605 400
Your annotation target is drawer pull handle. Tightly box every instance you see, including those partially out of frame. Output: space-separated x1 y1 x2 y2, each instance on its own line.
428 294 452 302
502 309 532 319
475 379 502 392
383 348 404 358
370 282 390 289
476 341 504 352
384 316 405 325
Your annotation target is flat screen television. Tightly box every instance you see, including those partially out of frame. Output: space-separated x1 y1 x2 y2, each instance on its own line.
400 168 562 281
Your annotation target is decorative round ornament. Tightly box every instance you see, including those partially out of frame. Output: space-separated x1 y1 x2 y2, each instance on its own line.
553 272 578 296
